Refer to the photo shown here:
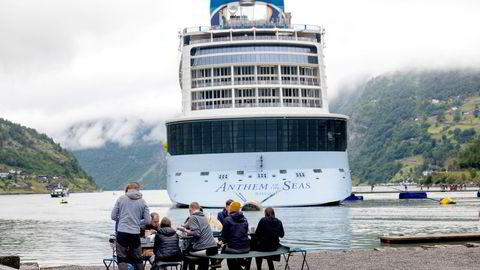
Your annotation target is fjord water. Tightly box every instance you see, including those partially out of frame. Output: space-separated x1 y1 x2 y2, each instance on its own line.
0 189 479 267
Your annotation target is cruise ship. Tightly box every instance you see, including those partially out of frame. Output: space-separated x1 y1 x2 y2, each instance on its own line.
166 0 351 207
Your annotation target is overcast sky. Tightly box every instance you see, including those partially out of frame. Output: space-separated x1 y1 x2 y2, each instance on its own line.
1 0 479 149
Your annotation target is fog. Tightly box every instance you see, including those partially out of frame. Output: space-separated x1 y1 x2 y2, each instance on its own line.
0 0 479 149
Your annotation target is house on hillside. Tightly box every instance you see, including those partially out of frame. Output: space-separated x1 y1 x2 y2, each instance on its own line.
0 172 9 179
474 109 480 118
37 176 49 182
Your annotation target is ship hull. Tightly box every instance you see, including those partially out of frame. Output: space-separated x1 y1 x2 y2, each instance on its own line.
166 151 351 207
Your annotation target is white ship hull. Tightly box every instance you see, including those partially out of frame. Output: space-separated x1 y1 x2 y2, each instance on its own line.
167 151 352 207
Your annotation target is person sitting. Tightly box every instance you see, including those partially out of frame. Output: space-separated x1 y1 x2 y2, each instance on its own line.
254 207 284 270
179 202 218 270
217 199 233 226
153 217 183 270
220 201 250 270
141 212 161 237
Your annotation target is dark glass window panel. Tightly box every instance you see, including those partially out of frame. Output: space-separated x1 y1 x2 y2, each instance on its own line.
233 120 244 152
202 122 212 153
166 118 347 155
288 120 298 151
222 121 233 153
175 123 184 155
298 119 308 151
212 121 222 153
318 120 326 151
192 122 202 154
326 120 336 151
277 119 288 151
183 123 192 154
244 120 255 152
308 119 318 151
255 119 267 152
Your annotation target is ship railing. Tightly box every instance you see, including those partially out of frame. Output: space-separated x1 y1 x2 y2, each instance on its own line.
191 80 320 89
184 24 322 34
190 35 318 45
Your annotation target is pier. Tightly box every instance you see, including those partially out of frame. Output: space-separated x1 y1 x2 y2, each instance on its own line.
380 233 480 244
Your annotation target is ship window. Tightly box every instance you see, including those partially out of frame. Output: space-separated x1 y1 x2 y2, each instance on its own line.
200 172 209 176
313 169 322 173
339 168 345 172
280 170 287 174
175 172 182 176
166 118 347 156
237 171 244 175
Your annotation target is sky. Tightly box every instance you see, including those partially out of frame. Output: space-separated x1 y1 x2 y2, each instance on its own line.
0 0 479 149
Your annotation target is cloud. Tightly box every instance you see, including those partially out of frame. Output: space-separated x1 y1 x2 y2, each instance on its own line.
1 0 479 148
58 118 166 150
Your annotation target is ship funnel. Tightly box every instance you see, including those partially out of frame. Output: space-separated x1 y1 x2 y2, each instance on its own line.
239 0 255 6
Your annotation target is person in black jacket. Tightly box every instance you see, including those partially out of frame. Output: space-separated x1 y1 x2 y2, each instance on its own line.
217 199 233 226
153 217 183 270
220 201 250 270
254 207 284 270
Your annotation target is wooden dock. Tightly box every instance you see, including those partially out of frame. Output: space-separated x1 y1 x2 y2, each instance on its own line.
380 233 480 244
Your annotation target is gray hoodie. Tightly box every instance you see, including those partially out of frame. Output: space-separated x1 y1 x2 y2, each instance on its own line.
111 190 151 234
185 211 217 250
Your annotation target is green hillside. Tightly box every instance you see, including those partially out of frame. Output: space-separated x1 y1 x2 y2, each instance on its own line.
0 118 97 193
73 141 166 190
331 69 480 184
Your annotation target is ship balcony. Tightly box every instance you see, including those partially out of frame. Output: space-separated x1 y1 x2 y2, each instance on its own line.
191 101 323 111
182 24 323 46
190 35 319 45
191 79 320 89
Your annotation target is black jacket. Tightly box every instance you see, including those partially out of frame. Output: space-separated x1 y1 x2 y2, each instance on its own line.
217 208 229 226
221 212 250 251
255 217 284 251
153 227 183 262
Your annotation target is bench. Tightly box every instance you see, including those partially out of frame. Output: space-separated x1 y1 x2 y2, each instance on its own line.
190 246 308 270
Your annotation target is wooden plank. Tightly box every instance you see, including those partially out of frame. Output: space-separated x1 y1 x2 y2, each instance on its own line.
380 233 480 244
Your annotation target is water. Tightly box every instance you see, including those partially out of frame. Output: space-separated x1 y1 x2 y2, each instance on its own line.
0 189 479 267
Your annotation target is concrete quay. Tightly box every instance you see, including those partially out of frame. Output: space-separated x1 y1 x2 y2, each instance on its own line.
21 244 480 270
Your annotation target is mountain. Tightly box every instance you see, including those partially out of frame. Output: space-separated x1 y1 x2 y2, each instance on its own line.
0 118 97 193
331 69 480 184
66 120 167 190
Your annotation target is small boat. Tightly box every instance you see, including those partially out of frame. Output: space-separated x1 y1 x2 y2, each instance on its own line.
440 197 456 205
60 199 68 204
344 193 364 201
399 192 427 199
50 185 69 198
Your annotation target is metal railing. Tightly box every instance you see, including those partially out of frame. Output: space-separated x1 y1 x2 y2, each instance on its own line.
190 35 318 45
183 24 322 34
191 79 320 89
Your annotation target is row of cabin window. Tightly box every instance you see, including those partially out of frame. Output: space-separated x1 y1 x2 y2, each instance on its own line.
167 118 346 155
191 66 318 79
191 54 319 67
191 88 321 100
191 45 317 56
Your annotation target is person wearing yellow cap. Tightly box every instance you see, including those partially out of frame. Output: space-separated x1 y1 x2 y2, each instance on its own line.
220 201 251 270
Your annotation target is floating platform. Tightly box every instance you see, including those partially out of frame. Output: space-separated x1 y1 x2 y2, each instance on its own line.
399 192 427 199
344 193 364 201
380 233 480 244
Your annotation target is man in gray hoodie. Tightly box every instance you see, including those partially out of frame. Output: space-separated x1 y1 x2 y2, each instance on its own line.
111 182 151 270
179 202 218 270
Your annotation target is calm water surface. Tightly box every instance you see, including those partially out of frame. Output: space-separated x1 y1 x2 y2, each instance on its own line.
0 188 479 266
